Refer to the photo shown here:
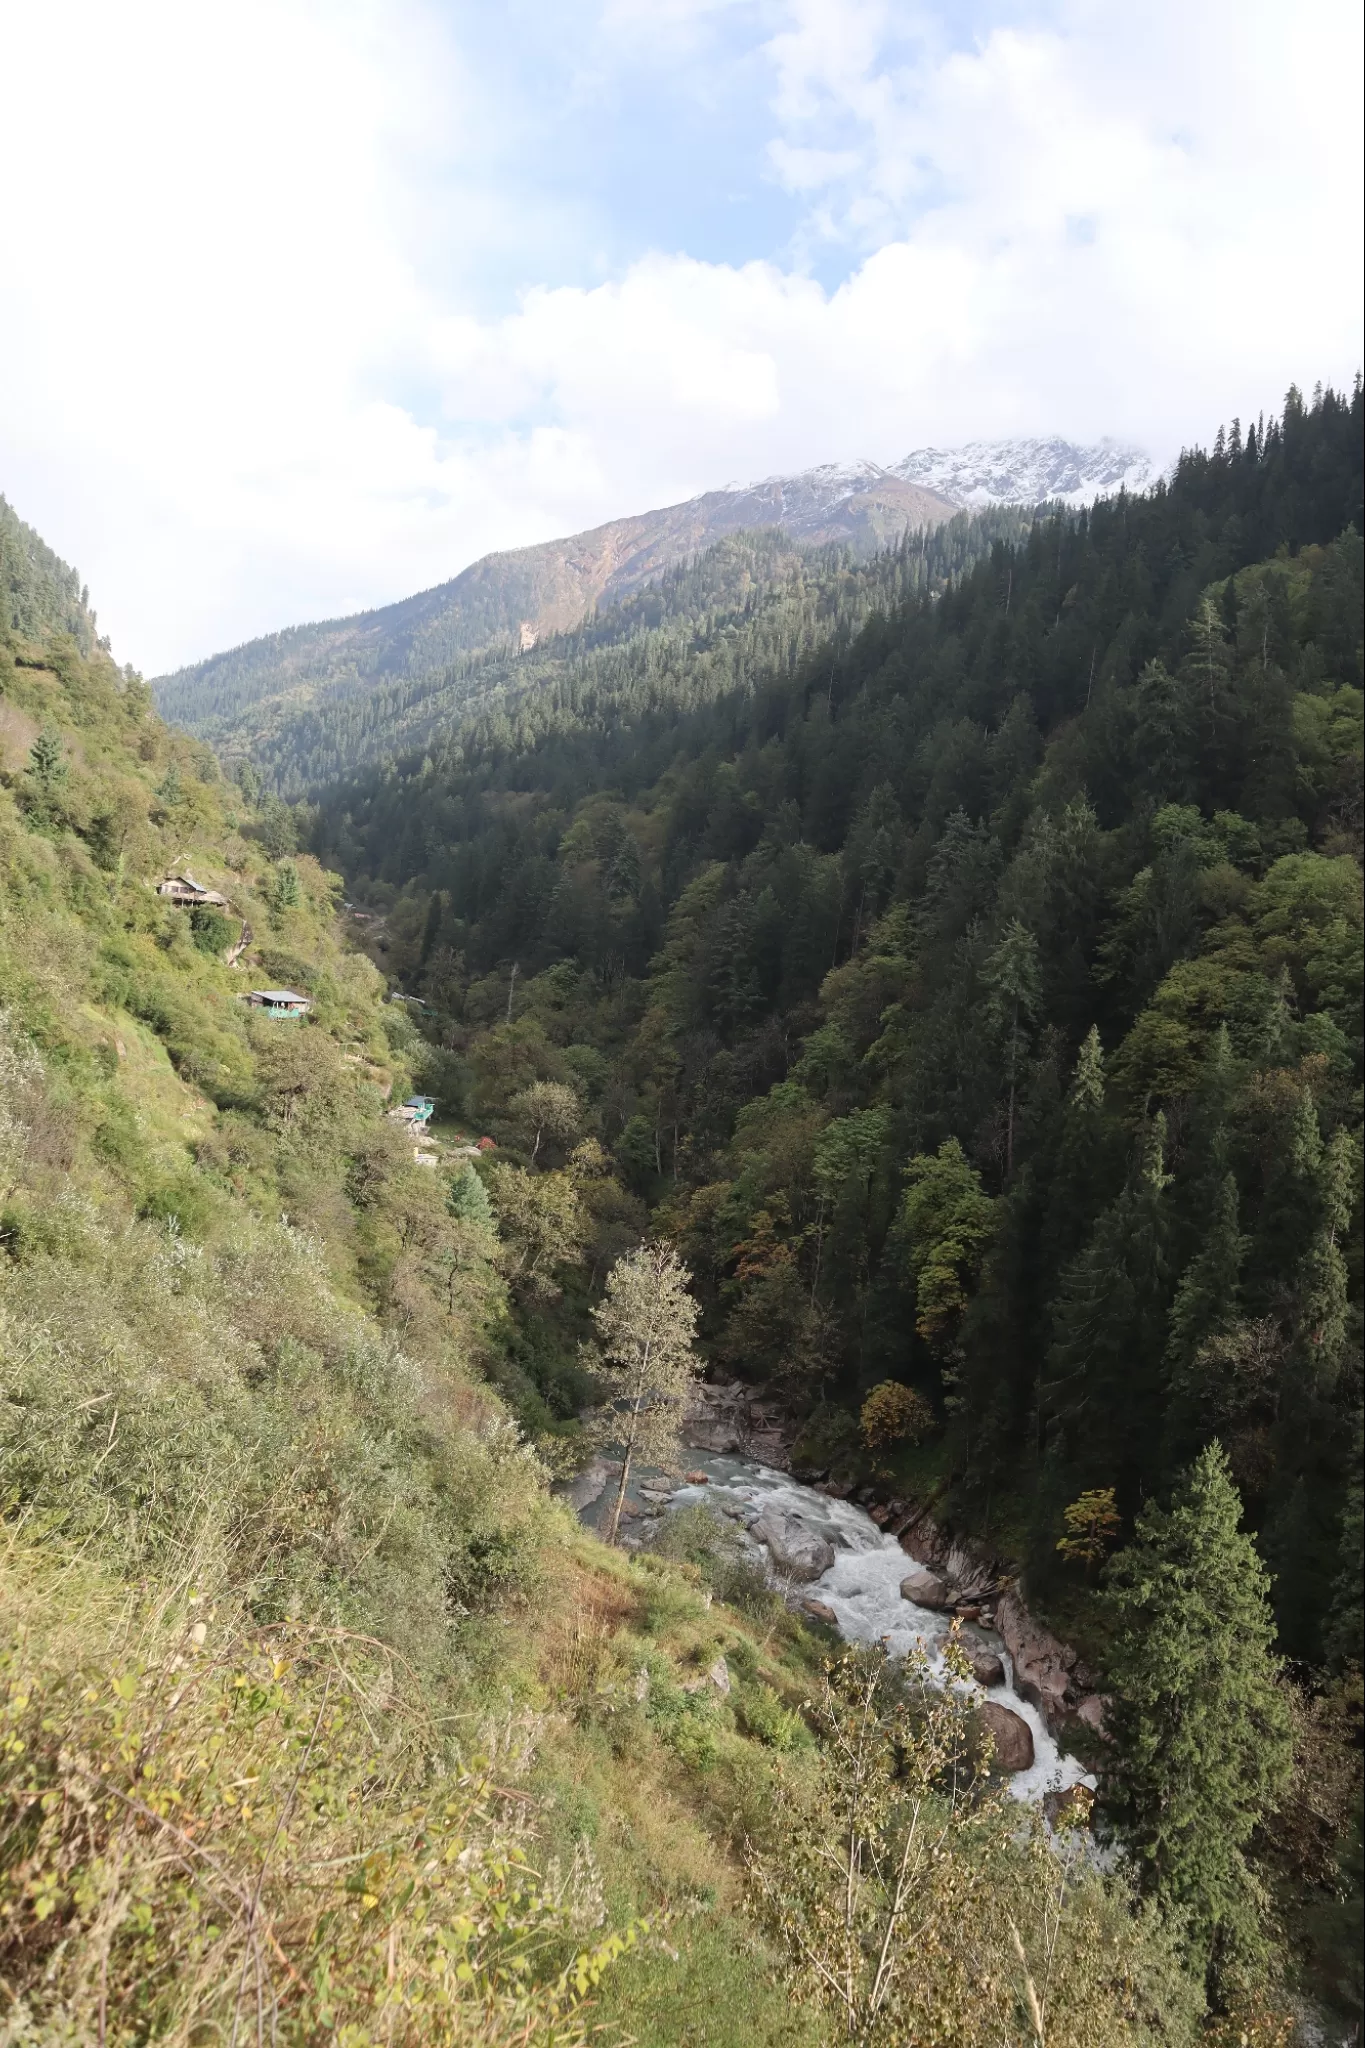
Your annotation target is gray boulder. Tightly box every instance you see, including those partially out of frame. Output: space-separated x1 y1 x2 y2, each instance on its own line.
752 1507 835 1582
900 1567 951 1610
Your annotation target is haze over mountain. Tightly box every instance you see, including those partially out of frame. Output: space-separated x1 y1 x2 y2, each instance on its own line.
152 436 1151 765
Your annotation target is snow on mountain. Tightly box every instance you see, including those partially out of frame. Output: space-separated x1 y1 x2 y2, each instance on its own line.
724 438 1156 526
889 437 1156 509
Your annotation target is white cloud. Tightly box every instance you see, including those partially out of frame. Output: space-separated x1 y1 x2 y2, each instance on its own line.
0 0 1358 673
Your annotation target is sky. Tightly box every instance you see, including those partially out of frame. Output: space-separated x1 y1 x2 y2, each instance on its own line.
0 0 1360 674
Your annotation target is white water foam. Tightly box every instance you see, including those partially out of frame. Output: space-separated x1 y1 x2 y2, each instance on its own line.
670 1454 1094 1808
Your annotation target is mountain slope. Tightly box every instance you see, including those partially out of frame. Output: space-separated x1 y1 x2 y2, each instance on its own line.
151 436 1149 768
167 511 1032 797
0 494 1206 2046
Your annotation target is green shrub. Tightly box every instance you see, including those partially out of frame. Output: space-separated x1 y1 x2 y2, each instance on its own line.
189 903 236 956
739 1682 810 1752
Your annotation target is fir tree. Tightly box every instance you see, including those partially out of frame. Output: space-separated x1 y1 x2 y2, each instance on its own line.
1043 1117 1171 1501
1103 1444 1293 1997
447 1162 494 1229
1164 1173 1249 1468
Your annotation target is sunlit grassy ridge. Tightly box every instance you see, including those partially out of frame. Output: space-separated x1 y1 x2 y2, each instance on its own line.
0 595 857 2042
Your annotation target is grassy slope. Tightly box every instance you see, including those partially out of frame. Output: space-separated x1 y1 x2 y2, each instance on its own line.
0 616 834 2040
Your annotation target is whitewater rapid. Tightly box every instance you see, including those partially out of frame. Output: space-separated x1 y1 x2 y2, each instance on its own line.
669 1453 1094 1807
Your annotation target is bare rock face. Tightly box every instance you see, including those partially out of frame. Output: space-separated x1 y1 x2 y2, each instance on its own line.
900 1567 951 1611
968 1648 1006 1688
995 1592 1076 1731
752 1508 836 1582
978 1701 1035 1773
1073 1694 1109 1737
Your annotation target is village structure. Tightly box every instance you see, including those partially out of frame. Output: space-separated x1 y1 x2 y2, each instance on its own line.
244 988 312 1018
155 871 229 908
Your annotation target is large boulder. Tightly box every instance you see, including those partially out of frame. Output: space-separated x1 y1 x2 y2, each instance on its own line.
995 1592 1076 1731
978 1701 1034 1773
752 1507 835 1582
900 1567 951 1611
968 1647 1006 1688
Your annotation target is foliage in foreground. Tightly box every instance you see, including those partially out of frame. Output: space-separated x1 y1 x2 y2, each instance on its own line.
747 1646 1202 2047
0 1532 636 2047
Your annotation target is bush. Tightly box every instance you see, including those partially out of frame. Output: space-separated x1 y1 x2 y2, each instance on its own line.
739 1682 810 1752
860 1380 934 1450
189 903 237 956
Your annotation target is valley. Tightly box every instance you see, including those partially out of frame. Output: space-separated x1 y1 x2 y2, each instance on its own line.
1 383 1361 2043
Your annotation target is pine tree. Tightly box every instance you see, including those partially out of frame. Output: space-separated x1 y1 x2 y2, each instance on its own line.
26 722 67 806
1290 1127 1358 1383
1163 1173 1249 1468
1104 1444 1293 1996
1043 1118 1171 1499
1040 1026 1123 1277
447 1162 494 1229
982 918 1042 1176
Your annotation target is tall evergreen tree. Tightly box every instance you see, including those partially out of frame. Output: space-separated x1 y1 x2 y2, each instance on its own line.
1103 1444 1293 1998
1043 1117 1171 1503
1163 1172 1249 1469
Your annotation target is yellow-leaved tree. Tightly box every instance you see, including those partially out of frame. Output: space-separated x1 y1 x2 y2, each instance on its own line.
590 1242 701 1544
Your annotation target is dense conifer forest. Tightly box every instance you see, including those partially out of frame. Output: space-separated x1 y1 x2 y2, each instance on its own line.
1 379 1361 2042
318 381 1363 1648
161 509 1034 797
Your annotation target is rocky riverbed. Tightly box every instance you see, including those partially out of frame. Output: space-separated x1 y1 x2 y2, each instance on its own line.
567 1438 1098 1809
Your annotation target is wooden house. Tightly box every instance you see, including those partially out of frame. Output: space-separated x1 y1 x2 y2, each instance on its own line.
157 871 229 908
245 988 312 1019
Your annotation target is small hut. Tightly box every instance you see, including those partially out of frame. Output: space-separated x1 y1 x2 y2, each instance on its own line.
387 1095 436 1129
156 871 229 908
245 988 312 1019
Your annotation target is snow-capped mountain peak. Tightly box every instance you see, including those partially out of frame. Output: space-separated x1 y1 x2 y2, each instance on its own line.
889 436 1155 509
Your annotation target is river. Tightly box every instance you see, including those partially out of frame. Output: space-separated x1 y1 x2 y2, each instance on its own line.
583 1449 1094 1808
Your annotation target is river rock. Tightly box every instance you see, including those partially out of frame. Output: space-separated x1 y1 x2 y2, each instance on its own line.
995 1592 1076 1731
900 1567 951 1610
968 1648 1006 1688
978 1701 1034 1773
558 1457 615 1513
752 1507 836 1582
801 1598 839 1625
684 1470 709 1485
687 1422 743 1454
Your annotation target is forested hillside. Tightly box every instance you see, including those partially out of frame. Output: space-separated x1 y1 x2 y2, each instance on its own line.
2 506 1237 2045
321 384 1362 1633
156 510 1032 799
5 380 1362 2042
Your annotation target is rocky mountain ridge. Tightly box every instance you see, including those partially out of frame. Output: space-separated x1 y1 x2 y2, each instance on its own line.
151 435 1151 758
